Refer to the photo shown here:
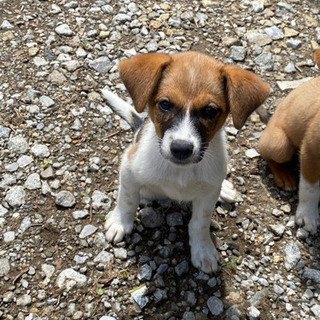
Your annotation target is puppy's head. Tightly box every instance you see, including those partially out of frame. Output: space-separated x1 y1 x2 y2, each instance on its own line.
120 52 269 165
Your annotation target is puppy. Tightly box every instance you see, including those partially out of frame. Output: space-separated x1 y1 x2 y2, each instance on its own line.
258 49 320 234
103 51 269 273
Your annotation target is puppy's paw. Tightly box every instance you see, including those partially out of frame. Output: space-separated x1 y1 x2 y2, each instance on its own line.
190 239 220 274
219 179 242 203
295 207 320 235
104 210 134 243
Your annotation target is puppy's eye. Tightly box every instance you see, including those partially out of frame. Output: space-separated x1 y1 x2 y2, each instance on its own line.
158 100 173 112
202 106 219 119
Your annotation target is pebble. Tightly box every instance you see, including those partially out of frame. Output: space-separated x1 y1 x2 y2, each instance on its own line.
251 1 264 12
16 294 32 306
182 311 195 320
17 155 33 167
311 305 320 319
230 46 246 62
42 264 55 280
94 251 113 264
207 296 224 316
303 267 320 284
0 125 11 138
254 52 273 71
40 166 54 179
286 39 302 49
284 242 301 271
185 291 197 306
39 96 55 108
48 70 67 84
19 216 32 232
79 224 98 238
62 60 81 72
114 248 127 260
8 135 29 154
0 258 10 276
56 268 87 289
284 62 296 73
157 263 169 275
72 210 89 219
166 212 183 227
269 224 285 236
138 264 153 281
296 228 309 240
274 284 284 295
55 191 76 207
25 173 41 190
264 26 284 40
175 260 189 276
5 186 26 207
88 57 113 73
245 148 260 158
0 205 8 217
55 24 73 36
247 306 260 319
92 190 111 210
0 20 14 30
34 57 49 68
140 207 164 228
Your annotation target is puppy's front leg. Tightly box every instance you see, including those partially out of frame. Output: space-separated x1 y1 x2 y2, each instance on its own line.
105 166 140 243
189 190 221 274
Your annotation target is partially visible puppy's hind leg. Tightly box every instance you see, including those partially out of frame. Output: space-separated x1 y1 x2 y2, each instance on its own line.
295 121 320 234
258 124 296 190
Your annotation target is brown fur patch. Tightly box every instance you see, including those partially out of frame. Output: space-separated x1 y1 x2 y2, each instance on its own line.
127 143 139 160
314 49 320 69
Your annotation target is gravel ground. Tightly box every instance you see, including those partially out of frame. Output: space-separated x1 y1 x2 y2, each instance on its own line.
1 0 320 319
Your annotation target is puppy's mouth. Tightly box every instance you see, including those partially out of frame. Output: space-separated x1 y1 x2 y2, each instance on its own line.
161 139 204 166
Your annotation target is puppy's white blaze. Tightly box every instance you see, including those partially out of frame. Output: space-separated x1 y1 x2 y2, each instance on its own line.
188 65 197 85
161 108 201 161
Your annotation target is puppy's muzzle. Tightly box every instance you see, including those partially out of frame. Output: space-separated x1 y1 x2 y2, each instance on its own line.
170 139 194 163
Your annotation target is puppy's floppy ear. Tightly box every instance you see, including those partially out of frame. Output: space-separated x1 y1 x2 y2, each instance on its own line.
119 53 172 113
223 65 270 129
313 49 320 69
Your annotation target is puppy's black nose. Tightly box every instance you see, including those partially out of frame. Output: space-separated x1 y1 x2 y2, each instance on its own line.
170 140 194 160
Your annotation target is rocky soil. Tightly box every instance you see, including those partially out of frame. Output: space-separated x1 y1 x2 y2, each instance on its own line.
0 0 320 319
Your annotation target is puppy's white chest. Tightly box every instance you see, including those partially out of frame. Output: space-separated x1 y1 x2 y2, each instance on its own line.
158 179 214 202
128 124 227 202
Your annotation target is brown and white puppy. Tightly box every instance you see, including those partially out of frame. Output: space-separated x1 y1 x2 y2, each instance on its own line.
258 49 320 234
103 51 269 273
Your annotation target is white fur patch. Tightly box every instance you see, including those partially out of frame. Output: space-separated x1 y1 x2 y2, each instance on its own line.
160 109 201 163
295 174 320 234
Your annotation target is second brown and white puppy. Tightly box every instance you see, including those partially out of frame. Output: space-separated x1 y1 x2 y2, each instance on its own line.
103 51 269 273
258 50 320 234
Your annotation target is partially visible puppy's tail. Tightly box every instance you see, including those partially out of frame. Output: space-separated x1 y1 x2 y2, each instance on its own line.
256 105 271 124
101 88 143 131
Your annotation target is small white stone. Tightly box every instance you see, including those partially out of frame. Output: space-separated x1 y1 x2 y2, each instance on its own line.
39 96 55 108
4 231 15 242
79 224 97 238
245 148 260 158
56 268 87 289
247 306 260 319
55 24 73 36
